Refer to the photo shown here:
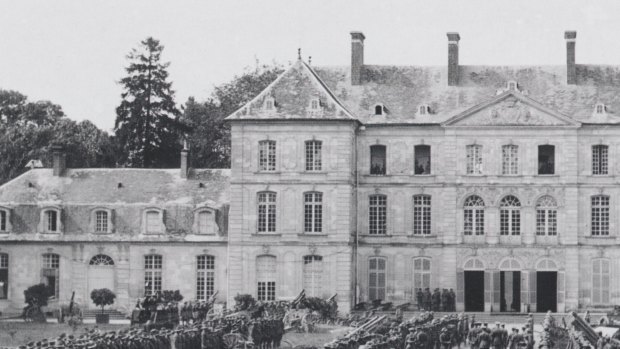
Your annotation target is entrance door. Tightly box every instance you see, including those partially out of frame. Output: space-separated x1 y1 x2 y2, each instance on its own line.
500 271 521 312
88 266 115 308
537 271 557 312
465 271 485 311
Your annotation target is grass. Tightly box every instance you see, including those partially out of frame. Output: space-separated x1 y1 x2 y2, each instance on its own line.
281 324 351 348
0 322 127 347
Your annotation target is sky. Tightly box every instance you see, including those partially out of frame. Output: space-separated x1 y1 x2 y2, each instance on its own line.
0 0 619 132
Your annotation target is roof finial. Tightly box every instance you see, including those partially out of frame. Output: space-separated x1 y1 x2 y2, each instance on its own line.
297 48 301 60
308 56 312 65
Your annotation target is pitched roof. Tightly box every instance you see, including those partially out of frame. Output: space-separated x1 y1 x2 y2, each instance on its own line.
0 168 230 208
225 59 356 121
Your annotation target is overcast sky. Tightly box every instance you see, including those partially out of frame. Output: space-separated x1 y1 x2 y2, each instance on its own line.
0 0 618 131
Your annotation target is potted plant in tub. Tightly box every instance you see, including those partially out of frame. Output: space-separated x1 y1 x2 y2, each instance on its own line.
90 288 116 324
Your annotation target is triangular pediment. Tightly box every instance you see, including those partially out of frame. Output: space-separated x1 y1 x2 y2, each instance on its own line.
442 91 580 127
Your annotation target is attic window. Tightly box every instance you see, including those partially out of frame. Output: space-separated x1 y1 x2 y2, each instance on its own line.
418 105 431 115
595 104 607 114
374 104 386 116
310 98 320 110
507 81 518 91
264 97 276 111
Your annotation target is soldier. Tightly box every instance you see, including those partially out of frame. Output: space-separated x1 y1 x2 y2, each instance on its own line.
417 288 425 311
441 289 449 312
478 325 491 349
469 323 481 349
491 323 504 349
424 288 432 311
449 289 456 311
432 289 441 312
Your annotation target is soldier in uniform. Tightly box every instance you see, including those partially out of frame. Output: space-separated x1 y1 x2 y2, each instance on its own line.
449 289 456 311
439 328 452 349
417 289 425 311
478 325 491 349
424 288 432 311
491 323 504 349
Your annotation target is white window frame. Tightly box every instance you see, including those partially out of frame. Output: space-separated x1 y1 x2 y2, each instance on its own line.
369 194 387 235
196 255 215 301
305 140 322 172
500 195 521 236
0 253 8 300
38 207 62 234
41 253 60 299
258 140 277 172
304 192 323 234
257 255 276 301
536 196 557 236
414 145 431 175
592 259 610 305
257 192 277 233
592 145 608 175
192 207 217 235
591 195 610 236
368 257 386 301
466 145 483 175
413 257 431 292
142 208 165 235
502 145 519 175
144 254 163 296
0 207 11 233
91 208 113 234
463 195 485 236
413 195 431 235
303 255 323 297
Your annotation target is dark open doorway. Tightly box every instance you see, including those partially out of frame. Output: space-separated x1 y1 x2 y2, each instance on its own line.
537 271 557 312
500 271 521 312
465 271 485 311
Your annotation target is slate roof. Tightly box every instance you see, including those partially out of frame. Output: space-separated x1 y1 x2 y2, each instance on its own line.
230 61 620 125
0 168 230 209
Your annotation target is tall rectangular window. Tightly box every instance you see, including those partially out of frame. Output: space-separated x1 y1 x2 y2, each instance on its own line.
591 195 610 236
305 141 322 171
197 211 214 235
502 145 519 175
95 211 108 232
196 255 215 301
413 258 431 292
42 254 59 299
145 211 162 234
303 255 323 297
304 192 323 233
0 254 8 299
413 195 431 235
368 257 386 301
593 145 608 175
370 145 386 175
593 259 610 304
463 195 485 236
144 255 162 296
414 145 431 175
46 210 58 232
499 196 521 236
257 192 277 233
0 211 6 232
258 140 276 171
538 145 555 175
466 145 483 174
257 255 276 301
536 196 558 236
369 195 387 235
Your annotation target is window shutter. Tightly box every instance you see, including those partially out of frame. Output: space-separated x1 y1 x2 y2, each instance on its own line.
456 269 464 305
521 271 529 309
529 270 537 312
492 270 501 312
557 271 565 307
484 271 491 310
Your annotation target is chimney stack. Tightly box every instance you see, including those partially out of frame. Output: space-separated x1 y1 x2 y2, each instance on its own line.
51 145 66 176
350 31 365 85
565 31 577 85
447 32 461 86
180 144 189 179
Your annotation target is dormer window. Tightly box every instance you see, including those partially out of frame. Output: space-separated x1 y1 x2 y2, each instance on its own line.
193 208 217 235
595 103 607 114
142 208 165 235
310 98 320 110
418 105 431 115
507 81 518 91
91 208 114 234
0 208 11 233
39 207 62 234
264 97 276 111
373 104 386 116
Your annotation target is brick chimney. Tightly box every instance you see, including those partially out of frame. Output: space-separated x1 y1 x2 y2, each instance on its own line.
51 145 66 176
447 32 461 86
565 31 577 85
180 144 189 179
350 31 365 85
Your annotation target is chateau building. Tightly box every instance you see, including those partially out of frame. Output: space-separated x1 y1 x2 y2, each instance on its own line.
2 30 620 314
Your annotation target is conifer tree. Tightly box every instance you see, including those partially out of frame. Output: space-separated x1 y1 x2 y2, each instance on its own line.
115 37 185 168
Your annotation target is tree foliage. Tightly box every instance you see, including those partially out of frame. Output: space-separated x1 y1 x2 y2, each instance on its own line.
24 283 53 307
90 288 116 314
234 293 256 311
115 37 186 168
182 62 284 168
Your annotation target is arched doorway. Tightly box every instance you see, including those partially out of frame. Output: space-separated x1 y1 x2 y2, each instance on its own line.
88 254 115 309
535 259 560 312
498 258 522 312
463 258 485 312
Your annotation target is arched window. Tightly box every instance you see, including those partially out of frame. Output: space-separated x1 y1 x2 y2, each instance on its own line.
464 195 485 236
143 209 164 234
194 209 216 235
536 259 558 271
414 145 431 175
374 104 384 115
40 207 62 234
463 258 485 270
502 145 519 175
536 196 557 236
369 194 387 235
196 255 215 301
89 254 115 266
92 208 113 233
256 255 276 301
258 140 277 172
498 258 521 270
42 253 60 299
0 253 8 299
144 255 162 296
370 145 386 175
591 195 610 236
369 257 386 301
413 257 431 291
500 195 521 236
304 192 323 233
413 195 431 235
303 255 323 297
592 145 608 175
592 259 610 305
305 140 322 171
257 192 277 233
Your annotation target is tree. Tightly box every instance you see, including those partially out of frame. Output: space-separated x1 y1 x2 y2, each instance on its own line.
90 288 116 314
115 37 186 168
24 283 53 308
234 293 256 311
182 62 284 168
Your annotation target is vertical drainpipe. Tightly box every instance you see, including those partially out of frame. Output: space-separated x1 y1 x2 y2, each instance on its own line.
354 122 362 307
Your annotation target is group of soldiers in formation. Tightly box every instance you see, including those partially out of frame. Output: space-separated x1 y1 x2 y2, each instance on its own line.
416 289 457 312
324 312 537 349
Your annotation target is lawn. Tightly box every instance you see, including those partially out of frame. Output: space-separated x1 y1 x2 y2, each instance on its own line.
281 324 351 348
0 322 127 347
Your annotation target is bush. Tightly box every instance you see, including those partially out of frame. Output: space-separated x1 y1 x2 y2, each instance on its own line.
90 288 116 314
24 283 53 307
234 294 256 311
